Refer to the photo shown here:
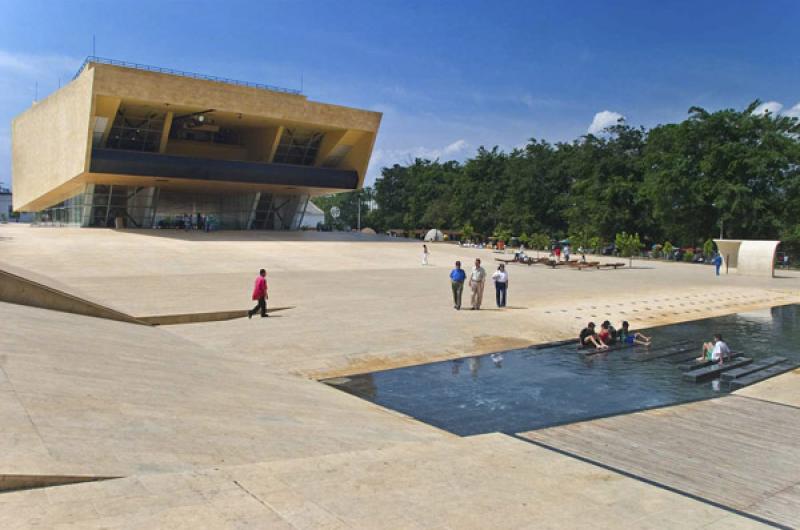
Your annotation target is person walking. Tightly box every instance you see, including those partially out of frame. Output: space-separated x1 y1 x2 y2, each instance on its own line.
563 244 571 262
248 268 268 319
712 253 723 276
469 258 486 310
449 260 466 310
492 263 508 307
422 244 429 266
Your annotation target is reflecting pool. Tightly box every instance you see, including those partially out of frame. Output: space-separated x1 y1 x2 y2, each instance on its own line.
325 305 800 436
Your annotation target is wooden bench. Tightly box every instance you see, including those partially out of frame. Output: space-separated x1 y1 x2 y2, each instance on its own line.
597 262 626 270
682 357 752 382
720 356 787 381
494 257 516 264
574 261 600 270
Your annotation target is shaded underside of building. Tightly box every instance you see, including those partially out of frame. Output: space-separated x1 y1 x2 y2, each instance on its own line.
11 58 381 229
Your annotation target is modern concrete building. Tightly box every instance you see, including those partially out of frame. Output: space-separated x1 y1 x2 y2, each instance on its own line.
11 57 381 229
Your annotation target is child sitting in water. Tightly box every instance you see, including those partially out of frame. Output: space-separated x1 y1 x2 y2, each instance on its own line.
618 321 652 346
600 320 618 344
579 322 609 350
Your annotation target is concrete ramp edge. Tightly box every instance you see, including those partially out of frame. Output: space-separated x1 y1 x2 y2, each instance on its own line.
0 267 149 325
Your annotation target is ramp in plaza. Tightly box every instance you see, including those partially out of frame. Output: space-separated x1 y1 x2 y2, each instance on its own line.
0 261 147 325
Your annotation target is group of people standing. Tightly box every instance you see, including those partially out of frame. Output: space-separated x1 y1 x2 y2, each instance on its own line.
449 258 508 310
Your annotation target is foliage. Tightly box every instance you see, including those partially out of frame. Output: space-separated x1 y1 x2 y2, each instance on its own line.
662 241 675 258
528 232 550 257
703 239 715 258
461 222 475 242
588 236 602 253
683 251 695 262
615 232 644 266
350 101 800 261
493 223 512 244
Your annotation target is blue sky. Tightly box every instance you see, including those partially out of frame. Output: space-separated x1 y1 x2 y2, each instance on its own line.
1 0 798 186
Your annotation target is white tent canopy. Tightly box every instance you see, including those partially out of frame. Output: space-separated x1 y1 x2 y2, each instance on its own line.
424 229 444 242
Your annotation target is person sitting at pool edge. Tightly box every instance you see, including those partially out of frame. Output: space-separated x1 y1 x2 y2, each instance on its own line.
580 322 608 350
618 321 651 346
698 333 731 363
600 320 617 345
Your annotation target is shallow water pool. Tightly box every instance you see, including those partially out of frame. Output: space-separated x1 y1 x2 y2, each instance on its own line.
324 305 800 436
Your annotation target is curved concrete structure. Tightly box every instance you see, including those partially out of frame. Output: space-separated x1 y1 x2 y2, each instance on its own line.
713 239 780 277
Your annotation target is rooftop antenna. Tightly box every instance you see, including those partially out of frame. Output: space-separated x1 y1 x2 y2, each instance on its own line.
92 34 96 56
301 72 303 93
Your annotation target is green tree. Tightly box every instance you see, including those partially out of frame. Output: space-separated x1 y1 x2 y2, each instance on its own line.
615 232 643 267
461 222 475 242
703 239 715 258
662 241 674 260
529 232 550 257
493 223 512 245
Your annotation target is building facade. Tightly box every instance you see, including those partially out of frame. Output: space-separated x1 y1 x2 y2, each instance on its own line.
11 58 381 229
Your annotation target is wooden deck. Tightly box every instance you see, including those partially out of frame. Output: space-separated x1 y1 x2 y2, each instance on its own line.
522 395 800 528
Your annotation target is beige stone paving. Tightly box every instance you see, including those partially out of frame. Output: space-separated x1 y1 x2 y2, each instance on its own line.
0 434 764 529
734 367 800 408
0 224 797 528
0 302 446 478
2 224 797 377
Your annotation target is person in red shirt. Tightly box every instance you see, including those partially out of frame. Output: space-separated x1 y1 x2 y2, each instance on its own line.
248 269 268 319
554 246 561 261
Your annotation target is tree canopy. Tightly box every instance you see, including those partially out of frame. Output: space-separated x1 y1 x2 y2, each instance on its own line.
316 101 800 254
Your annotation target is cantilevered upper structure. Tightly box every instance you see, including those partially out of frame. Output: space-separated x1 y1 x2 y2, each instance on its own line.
11 57 381 229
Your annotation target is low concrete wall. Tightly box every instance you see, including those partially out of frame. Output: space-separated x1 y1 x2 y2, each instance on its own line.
738 240 780 277
0 267 147 325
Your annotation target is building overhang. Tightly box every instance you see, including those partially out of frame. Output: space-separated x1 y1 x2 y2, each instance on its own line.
90 149 359 190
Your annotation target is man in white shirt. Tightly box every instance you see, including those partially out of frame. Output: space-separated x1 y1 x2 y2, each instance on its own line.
698 333 731 363
469 258 486 310
491 264 509 307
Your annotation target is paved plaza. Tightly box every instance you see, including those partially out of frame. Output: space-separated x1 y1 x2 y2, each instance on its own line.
1 224 799 528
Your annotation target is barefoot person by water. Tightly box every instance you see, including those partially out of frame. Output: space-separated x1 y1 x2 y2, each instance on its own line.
580 322 608 350
619 321 652 346
698 333 730 363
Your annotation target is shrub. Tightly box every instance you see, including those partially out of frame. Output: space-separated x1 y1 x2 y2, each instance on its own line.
683 251 695 262
703 239 715 258
663 241 674 259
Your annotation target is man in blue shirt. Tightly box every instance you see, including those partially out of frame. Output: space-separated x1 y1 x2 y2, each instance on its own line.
450 260 467 310
712 253 723 276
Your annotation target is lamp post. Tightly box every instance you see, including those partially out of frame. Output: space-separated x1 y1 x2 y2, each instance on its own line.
357 190 361 232
713 201 723 240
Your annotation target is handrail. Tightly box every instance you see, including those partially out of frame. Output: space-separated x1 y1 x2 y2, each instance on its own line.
73 56 302 95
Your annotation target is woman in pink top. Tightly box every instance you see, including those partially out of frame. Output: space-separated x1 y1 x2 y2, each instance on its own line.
248 269 268 319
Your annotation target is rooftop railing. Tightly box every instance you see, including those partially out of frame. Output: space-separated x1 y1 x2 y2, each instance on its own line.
73 56 302 95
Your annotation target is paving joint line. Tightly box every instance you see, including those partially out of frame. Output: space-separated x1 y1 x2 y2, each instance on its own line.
506 433 790 530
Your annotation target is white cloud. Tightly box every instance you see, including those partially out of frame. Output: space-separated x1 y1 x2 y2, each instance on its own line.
752 101 784 115
783 103 800 119
367 139 470 183
0 49 78 77
587 110 625 134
